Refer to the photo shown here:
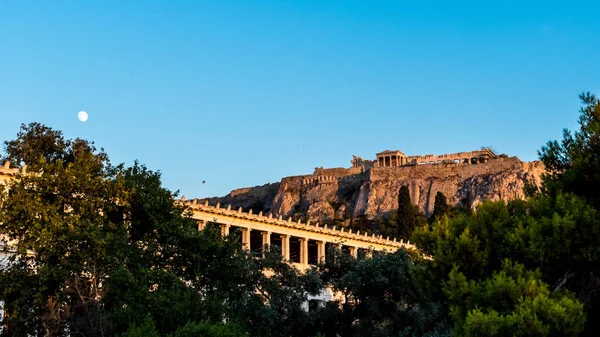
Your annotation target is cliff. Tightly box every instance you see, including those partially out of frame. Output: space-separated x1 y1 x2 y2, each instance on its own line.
203 157 545 223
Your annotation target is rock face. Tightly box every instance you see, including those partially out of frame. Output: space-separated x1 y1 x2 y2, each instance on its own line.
205 157 545 223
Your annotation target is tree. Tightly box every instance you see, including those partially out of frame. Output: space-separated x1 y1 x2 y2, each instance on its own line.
431 192 450 222
395 185 424 240
0 123 321 336
446 260 585 337
539 92 600 208
314 248 450 337
411 197 593 336
537 92 600 335
0 123 123 336
227 247 322 337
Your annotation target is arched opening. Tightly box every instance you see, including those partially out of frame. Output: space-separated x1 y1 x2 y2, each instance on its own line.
471 158 478 164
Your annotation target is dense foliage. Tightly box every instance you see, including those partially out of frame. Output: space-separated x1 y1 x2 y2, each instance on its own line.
412 92 600 336
0 91 599 336
314 249 450 337
0 123 321 337
430 192 449 223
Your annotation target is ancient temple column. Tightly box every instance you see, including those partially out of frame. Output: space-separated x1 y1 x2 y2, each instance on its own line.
280 234 290 260
220 224 230 236
317 241 326 262
348 246 357 258
197 220 205 231
262 232 271 257
241 228 251 250
299 238 309 264
262 231 271 250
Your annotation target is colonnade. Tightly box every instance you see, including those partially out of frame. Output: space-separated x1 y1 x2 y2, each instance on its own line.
378 155 491 167
197 220 366 266
190 202 408 267
375 148 497 168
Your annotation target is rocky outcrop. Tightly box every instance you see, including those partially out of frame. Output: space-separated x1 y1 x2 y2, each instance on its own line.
203 157 545 223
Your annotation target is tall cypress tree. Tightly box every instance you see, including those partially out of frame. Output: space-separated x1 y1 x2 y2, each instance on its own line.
396 185 418 240
431 191 450 221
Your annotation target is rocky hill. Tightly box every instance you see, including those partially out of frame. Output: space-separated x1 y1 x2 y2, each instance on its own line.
198 157 545 224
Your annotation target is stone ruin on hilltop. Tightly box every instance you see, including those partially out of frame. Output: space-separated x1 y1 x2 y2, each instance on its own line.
351 147 498 170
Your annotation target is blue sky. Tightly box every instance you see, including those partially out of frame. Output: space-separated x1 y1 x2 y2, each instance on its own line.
1 1 599 198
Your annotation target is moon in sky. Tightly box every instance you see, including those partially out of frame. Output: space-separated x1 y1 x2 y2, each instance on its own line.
78 111 88 122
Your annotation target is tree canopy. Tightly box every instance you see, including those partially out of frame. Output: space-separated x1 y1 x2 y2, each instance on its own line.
2 91 600 336
0 123 321 337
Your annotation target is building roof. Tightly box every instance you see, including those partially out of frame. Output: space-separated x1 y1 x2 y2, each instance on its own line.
376 150 406 156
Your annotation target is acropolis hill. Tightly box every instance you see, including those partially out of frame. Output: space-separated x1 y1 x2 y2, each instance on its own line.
200 148 545 223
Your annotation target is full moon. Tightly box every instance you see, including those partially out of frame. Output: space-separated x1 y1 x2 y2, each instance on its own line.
78 111 88 122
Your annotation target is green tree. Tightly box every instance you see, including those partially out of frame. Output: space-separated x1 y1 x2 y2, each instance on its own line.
539 92 600 208
0 123 321 337
537 92 600 335
395 185 424 240
170 321 245 337
412 197 593 336
446 260 585 337
0 123 125 336
226 247 322 337
431 192 450 223
314 248 450 337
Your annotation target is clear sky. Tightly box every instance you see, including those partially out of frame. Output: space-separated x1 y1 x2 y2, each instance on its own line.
1 1 599 198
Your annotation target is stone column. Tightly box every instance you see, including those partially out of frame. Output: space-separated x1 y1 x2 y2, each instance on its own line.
197 220 205 231
348 246 357 258
220 224 230 236
262 231 271 257
300 238 309 265
262 231 271 249
316 241 326 262
241 228 251 250
280 234 290 260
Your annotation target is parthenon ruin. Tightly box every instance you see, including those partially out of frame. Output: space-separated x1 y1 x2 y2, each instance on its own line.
351 148 497 168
